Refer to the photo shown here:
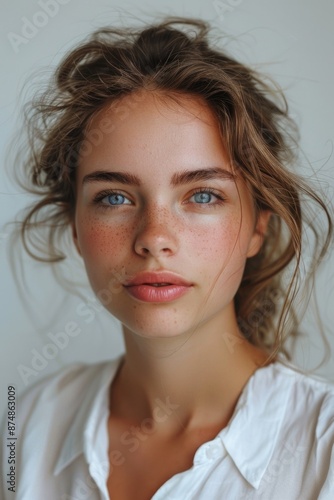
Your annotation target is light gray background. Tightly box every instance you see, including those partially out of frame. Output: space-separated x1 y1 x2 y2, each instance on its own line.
1 0 333 420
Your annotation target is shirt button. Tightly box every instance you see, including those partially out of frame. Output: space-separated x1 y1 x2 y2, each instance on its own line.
205 445 218 460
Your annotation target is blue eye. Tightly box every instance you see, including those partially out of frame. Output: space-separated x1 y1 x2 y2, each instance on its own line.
93 188 224 209
94 191 132 207
189 190 224 205
187 189 225 208
106 193 127 205
192 192 213 204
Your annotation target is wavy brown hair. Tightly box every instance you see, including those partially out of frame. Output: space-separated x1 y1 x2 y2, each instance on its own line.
15 17 333 362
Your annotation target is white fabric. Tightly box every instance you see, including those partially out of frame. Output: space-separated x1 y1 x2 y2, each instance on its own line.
1 353 334 499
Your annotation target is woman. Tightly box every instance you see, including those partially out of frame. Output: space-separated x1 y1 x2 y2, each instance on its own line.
1 17 333 500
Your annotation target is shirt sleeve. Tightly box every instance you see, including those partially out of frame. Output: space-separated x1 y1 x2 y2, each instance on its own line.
0 372 70 499
317 442 334 499
315 391 334 499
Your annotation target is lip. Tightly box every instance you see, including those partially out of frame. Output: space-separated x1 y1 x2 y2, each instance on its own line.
123 271 193 287
123 271 193 303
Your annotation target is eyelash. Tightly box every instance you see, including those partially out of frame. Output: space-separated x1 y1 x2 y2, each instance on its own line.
92 188 226 209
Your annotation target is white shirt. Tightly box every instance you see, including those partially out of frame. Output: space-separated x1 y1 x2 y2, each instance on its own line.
1 353 334 500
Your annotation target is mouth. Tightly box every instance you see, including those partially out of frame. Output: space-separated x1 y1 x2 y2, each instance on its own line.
124 270 193 288
122 271 193 303
144 283 172 287
124 282 192 303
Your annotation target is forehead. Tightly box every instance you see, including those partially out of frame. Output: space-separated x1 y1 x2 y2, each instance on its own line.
78 91 233 178
88 90 221 134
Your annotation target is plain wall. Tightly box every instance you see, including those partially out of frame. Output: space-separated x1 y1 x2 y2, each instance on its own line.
1 0 333 420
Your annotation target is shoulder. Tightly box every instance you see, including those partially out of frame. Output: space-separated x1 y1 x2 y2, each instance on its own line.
266 359 334 454
1 356 123 499
16 355 123 426
1 355 123 459
246 357 334 444
264 358 334 416
271 360 334 496
234 359 334 496
272 358 334 410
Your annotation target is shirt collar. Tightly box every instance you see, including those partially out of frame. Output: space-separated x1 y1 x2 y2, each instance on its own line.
53 353 293 490
53 353 125 476
219 356 294 489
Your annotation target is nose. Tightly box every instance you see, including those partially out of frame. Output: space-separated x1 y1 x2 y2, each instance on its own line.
134 206 179 258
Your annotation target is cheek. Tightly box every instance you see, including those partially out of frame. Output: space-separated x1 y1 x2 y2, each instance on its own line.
193 217 252 286
189 216 245 260
77 216 131 263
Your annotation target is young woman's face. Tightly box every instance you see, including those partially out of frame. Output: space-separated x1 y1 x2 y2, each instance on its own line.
73 91 267 338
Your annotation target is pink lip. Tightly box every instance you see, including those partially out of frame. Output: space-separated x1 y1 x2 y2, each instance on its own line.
123 271 193 303
124 271 193 287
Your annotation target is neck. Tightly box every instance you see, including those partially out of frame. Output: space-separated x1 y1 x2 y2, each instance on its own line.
109 310 273 436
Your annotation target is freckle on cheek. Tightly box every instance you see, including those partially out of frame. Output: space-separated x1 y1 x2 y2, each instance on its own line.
82 220 134 258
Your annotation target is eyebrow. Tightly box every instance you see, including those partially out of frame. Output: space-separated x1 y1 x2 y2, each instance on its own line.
82 167 236 186
171 167 235 185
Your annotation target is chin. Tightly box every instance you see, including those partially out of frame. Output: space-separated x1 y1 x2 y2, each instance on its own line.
120 316 195 340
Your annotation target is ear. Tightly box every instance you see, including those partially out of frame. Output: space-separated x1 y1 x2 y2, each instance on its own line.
246 210 272 258
71 219 82 257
